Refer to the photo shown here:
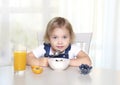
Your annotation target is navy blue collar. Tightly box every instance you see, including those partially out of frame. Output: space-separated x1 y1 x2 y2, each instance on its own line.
44 43 71 59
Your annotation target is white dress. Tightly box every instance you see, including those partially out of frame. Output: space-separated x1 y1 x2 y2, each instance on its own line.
32 44 81 59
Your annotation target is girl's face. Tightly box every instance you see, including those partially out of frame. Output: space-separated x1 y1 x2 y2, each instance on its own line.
49 27 71 52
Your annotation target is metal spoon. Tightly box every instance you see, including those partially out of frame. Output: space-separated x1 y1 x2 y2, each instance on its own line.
54 50 61 56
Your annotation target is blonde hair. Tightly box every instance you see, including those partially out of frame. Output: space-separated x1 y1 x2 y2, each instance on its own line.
43 17 75 43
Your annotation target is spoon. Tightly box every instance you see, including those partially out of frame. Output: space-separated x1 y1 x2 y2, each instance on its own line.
54 50 62 56
54 50 63 61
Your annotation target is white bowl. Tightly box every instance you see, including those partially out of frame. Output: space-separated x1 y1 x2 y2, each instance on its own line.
48 58 70 70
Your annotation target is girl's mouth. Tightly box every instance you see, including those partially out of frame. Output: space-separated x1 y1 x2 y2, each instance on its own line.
57 46 64 49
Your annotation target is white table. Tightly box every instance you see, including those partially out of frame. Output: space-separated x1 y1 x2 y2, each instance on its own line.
0 66 120 85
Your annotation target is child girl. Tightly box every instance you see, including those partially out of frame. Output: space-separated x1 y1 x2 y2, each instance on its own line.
27 17 92 67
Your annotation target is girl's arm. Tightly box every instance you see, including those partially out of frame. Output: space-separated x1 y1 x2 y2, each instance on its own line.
69 50 92 67
27 52 48 67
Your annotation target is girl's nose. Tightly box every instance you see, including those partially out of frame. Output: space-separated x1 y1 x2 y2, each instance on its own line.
58 38 63 44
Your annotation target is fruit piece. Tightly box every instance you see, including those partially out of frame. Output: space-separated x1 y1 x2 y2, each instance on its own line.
79 64 92 75
31 66 43 74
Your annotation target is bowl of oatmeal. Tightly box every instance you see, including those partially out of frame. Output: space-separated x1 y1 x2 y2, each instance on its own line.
48 58 70 70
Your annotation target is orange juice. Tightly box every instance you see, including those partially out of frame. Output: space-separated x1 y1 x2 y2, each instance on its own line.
14 51 27 71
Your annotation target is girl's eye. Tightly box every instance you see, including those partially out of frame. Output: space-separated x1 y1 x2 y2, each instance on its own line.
63 36 67 39
53 36 57 39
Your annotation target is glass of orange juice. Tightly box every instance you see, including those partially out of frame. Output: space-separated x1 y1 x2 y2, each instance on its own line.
13 45 27 74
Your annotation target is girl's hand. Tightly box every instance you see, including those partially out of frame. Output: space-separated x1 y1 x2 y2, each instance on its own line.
39 58 49 67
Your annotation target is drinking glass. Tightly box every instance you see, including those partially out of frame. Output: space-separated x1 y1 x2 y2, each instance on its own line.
13 45 27 74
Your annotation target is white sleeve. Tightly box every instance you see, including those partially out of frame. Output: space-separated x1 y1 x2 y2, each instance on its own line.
32 45 45 58
69 44 81 59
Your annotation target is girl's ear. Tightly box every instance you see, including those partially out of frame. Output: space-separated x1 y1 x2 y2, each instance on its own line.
70 38 74 44
47 37 50 43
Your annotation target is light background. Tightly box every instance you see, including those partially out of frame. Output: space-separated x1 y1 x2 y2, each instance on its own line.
0 0 120 70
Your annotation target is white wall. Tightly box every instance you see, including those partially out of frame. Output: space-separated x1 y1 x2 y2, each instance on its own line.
0 0 120 70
